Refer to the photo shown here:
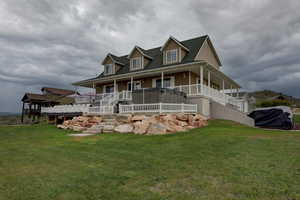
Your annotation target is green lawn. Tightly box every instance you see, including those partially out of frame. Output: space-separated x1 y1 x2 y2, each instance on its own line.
0 120 300 200
294 114 300 124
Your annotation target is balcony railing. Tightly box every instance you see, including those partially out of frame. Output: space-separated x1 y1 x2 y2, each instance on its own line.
74 91 132 105
41 104 90 114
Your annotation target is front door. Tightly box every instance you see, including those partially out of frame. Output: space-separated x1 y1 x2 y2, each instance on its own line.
105 85 114 93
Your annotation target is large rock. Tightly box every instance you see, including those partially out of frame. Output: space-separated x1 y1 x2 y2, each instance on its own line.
72 126 87 132
88 116 102 123
191 120 208 128
102 125 115 133
176 113 188 121
147 123 168 135
115 114 132 123
132 115 146 121
193 114 207 121
74 116 89 122
114 124 133 133
160 114 177 122
175 120 188 127
133 121 150 135
164 121 186 132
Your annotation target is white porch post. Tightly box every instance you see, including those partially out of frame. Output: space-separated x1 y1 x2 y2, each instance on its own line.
237 88 240 98
200 65 204 95
208 70 211 97
222 79 225 104
161 71 164 88
131 76 133 92
230 85 233 97
188 71 191 95
114 79 117 94
92 82 96 95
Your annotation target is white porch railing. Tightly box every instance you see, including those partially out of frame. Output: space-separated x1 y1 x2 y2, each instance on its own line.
119 103 197 114
41 104 90 113
88 106 114 115
168 84 244 111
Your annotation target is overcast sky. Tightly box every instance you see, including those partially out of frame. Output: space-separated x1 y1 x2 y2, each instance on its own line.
0 0 300 112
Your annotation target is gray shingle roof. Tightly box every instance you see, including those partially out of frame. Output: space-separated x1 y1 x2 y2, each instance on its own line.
77 35 209 83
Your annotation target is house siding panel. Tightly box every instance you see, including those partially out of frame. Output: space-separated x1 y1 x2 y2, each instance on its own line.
195 40 220 69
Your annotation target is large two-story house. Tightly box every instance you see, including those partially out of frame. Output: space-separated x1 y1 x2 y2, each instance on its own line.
43 35 252 126
74 35 248 112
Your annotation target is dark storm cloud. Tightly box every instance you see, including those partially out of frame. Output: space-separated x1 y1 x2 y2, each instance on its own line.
0 0 299 112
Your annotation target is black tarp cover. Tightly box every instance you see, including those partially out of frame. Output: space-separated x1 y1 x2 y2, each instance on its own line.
248 107 293 130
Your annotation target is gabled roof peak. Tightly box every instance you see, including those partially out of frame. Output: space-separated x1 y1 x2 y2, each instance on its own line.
160 36 190 52
102 53 126 66
128 45 153 59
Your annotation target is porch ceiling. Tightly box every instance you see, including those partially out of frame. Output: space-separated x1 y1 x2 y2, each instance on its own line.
76 61 241 89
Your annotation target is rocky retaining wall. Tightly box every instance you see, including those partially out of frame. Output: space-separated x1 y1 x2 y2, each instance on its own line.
57 113 208 135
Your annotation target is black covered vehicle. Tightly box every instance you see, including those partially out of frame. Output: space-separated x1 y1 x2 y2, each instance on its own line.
248 106 293 130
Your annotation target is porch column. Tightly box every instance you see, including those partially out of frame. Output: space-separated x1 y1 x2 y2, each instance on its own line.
222 79 225 103
188 71 191 95
114 79 117 93
208 70 211 97
92 82 96 95
237 88 240 98
21 102 24 123
200 66 204 95
131 76 133 92
161 71 164 88
230 85 233 97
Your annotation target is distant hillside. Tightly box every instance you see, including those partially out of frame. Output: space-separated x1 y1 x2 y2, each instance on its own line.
249 90 300 107
0 112 20 116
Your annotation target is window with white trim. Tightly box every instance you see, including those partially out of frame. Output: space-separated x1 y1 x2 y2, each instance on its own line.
127 81 141 91
166 49 178 64
104 64 113 75
130 57 142 70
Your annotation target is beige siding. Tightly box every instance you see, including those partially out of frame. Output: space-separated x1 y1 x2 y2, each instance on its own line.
195 40 220 69
94 71 221 94
163 40 188 64
102 57 116 74
131 49 142 58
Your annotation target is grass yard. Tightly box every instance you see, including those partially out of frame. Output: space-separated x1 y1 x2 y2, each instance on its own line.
294 114 300 124
0 120 299 200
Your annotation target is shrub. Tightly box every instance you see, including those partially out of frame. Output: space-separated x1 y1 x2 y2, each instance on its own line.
258 100 291 108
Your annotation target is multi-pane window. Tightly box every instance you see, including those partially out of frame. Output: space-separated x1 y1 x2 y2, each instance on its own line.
127 81 141 91
166 49 178 64
156 78 171 88
131 57 142 70
104 64 113 75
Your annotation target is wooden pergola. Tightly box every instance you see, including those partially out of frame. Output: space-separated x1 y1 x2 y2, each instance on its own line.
21 93 58 123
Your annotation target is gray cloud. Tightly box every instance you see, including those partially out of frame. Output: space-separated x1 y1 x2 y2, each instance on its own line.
0 0 299 112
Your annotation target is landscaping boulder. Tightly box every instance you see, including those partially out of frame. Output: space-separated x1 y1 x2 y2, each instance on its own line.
132 115 146 121
147 122 168 134
133 121 150 134
176 113 188 121
72 126 87 132
114 124 134 133
115 114 132 123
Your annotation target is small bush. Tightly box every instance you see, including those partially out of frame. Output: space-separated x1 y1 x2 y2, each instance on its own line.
258 100 291 108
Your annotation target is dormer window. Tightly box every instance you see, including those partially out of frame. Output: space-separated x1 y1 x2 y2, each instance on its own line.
130 57 142 70
166 49 178 64
104 64 113 75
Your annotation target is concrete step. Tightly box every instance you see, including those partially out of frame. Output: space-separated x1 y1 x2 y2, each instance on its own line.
102 118 116 123
83 129 102 134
